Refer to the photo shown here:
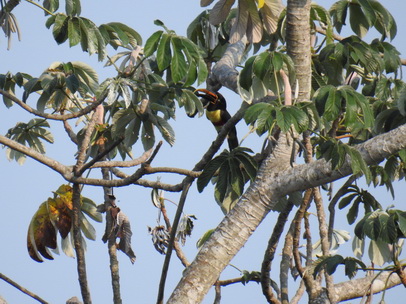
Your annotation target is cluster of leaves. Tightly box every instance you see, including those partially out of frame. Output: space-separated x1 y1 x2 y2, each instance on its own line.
330 0 397 40
337 184 406 266
316 36 402 88
27 184 102 262
244 102 310 135
313 255 366 280
355 209 406 245
5 118 54 164
187 10 231 64
338 184 382 225
197 147 257 213
144 20 208 85
23 61 99 112
314 85 374 133
0 72 32 107
374 86 406 135
239 50 295 102
47 16 142 61
316 139 372 183
201 0 283 43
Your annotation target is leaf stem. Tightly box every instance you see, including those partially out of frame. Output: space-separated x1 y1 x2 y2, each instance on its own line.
24 0 55 16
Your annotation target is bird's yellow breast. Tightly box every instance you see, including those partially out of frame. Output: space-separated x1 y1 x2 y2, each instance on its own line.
206 109 223 125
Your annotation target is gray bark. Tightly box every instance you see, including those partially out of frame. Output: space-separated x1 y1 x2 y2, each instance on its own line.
167 121 406 303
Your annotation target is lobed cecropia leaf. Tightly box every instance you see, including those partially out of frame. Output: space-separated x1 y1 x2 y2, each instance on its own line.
197 147 257 213
144 24 208 86
27 184 101 262
329 0 396 41
313 255 366 280
5 118 54 165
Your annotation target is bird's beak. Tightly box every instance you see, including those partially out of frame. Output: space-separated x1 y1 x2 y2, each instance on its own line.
194 88 219 105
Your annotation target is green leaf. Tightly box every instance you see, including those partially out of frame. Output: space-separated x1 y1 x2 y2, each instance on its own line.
182 89 204 117
68 17 81 47
197 58 208 85
216 161 231 203
357 0 376 27
154 116 175 146
275 107 292 132
347 198 360 225
330 0 349 33
156 33 172 71
170 37 187 83
344 257 366 279
144 30 163 57
141 120 155 151
368 239 391 266
239 56 256 91
271 51 284 72
313 255 344 278
253 52 271 80
197 153 228 192
52 13 69 44
72 61 99 94
338 193 357 209
349 3 370 38
324 87 341 121
396 211 406 237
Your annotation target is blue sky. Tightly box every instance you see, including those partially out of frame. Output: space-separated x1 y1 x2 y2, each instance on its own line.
1 1 406 303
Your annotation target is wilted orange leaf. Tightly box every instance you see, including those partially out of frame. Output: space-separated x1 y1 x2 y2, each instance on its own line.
27 184 101 262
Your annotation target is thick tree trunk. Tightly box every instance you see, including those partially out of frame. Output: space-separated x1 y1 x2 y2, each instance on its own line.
286 0 312 101
167 121 406 303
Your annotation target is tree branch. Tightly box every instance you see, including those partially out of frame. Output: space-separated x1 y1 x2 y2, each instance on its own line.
334 270 402 302
0 134 70 176
0 272 49 304
90 147 154 168
261 202 293 304
0 89 107 121
72 183 92 304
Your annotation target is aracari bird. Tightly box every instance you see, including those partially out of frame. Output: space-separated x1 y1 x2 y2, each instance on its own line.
194 89 239 150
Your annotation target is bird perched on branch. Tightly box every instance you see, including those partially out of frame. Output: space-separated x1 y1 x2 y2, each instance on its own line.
194 89 239 150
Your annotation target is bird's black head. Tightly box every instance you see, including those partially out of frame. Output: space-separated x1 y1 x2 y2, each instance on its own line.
194 89 227 111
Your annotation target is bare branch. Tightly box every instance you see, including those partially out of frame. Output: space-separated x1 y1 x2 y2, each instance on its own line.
90 148 154 168
75 106 102 176
314 187 336 302
335 271 402 302
261 202 293 304
0 89 107 121
0 134 70 176
0 272 49 304
63 119 79 144
72 184 92 303
111 168 183 192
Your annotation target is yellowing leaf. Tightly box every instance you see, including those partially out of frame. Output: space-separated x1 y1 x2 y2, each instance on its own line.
256 0 265 9
27 184 102 262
